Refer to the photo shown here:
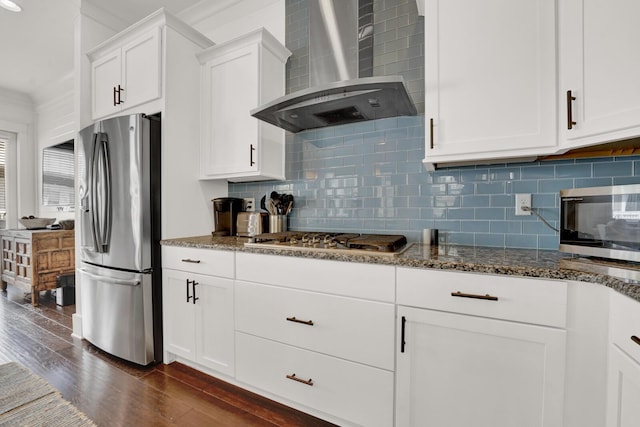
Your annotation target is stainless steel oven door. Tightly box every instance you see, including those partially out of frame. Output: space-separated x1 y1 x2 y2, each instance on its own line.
560 184 640 262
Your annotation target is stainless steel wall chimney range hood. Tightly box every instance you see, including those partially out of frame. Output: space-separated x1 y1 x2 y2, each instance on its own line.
251 0 417 133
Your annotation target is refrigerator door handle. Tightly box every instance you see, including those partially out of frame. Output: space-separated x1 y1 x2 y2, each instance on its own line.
79 268 141 287
92 133 112 253
90 133 100 251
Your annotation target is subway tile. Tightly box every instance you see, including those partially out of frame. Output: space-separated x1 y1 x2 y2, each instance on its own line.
462 221 490 233
505 234 538 249
434 220 461 232
489 194 513 208
511 180 538 193
521 165 555 179
574 177 613 188
476 182 506 195
538 235 560 250
448 183 474 195
447 208 475 220
490 221 522 234
474 208 506 220
538 178 574 193
613 176 640 185
555 163 592 178
460 168 489 182
532 193 557 208
447 232 474 245
593 161 633 177
489 167 521 181
461 195 490 208
475 233 505 247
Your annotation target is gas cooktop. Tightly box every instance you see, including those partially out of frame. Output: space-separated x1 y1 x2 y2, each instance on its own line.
244 231 410 257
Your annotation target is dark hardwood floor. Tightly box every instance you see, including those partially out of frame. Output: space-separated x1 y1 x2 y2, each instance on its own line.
0 285 336 426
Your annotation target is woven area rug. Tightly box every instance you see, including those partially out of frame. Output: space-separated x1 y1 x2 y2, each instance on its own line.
0 362 96 426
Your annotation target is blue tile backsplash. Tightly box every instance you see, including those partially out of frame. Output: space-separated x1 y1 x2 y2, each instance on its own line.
229 115 640 249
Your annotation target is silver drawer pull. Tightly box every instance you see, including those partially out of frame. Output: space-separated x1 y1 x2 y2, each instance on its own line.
632 336 640 347
451 291 498 301
181 258 201 264
286 316 314 326
286 373 313 386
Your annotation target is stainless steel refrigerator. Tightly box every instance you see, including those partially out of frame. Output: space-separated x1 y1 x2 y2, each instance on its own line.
77 113 162 366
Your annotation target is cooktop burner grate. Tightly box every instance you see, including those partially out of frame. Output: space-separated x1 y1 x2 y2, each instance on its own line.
245 231 409 256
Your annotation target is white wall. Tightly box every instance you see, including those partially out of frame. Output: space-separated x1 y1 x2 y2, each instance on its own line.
0 87 36 228
35 73 76 221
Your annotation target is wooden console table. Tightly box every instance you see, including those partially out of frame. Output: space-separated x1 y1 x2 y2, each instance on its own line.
0 229 75 306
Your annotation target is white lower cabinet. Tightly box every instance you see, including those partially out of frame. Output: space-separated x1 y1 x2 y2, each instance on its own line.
606 292 640 427
162 247 235 377
234 252 396 426
606 347 640 427
396 268 568 427
236 333 394 427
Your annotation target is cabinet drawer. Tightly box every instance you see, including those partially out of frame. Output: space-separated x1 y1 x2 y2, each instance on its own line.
236 252 395 302
235 281 394 370
162 246 234 278
236 332 394 427
397 268 567 328
610 291 640 365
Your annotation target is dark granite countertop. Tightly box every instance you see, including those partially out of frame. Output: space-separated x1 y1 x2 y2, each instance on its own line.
161 235 640 303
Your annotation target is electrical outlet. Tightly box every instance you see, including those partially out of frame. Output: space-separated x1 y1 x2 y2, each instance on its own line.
244 198 255 212
515 193 531 216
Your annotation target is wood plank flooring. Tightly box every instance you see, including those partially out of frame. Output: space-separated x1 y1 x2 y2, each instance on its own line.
0 286 336 426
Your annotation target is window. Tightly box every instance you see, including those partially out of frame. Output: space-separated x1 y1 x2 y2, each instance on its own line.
0 130 16 229
0 134 7 221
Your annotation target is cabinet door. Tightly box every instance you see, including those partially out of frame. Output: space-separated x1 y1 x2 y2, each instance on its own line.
194 275 235 377
560 0 640 148
120 28 162 112
424 0 557 163
162 269 196 361
396 306 566 427
200 44 259 178
606 346 640 427
91 48 121 120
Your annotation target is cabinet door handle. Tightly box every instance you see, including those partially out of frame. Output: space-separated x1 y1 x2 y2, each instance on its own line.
286 373 313 386
181 258 201 264
429 118 434 149
451 291 499 301
249 144 256 166
632 336 640 346
192 280 199 304
117 84 124 105
401 315 406 353
567 90 576 129
113 86 117 106
286 316 314 326
186 279 193 303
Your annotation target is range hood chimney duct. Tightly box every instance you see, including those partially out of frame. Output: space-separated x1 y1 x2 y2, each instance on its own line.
251 0 417 133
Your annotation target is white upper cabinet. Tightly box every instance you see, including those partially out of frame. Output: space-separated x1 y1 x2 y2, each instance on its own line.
90 28 162 120
423 0 558 166
559 0 640 149
197 28 291 182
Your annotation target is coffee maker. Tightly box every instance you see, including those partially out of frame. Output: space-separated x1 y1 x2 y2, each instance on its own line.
212 197 244 236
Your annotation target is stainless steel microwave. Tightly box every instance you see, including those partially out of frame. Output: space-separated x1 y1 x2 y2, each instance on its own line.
560 184 640 262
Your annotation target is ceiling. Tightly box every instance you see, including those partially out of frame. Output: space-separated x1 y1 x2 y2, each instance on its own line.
0 0 202 100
